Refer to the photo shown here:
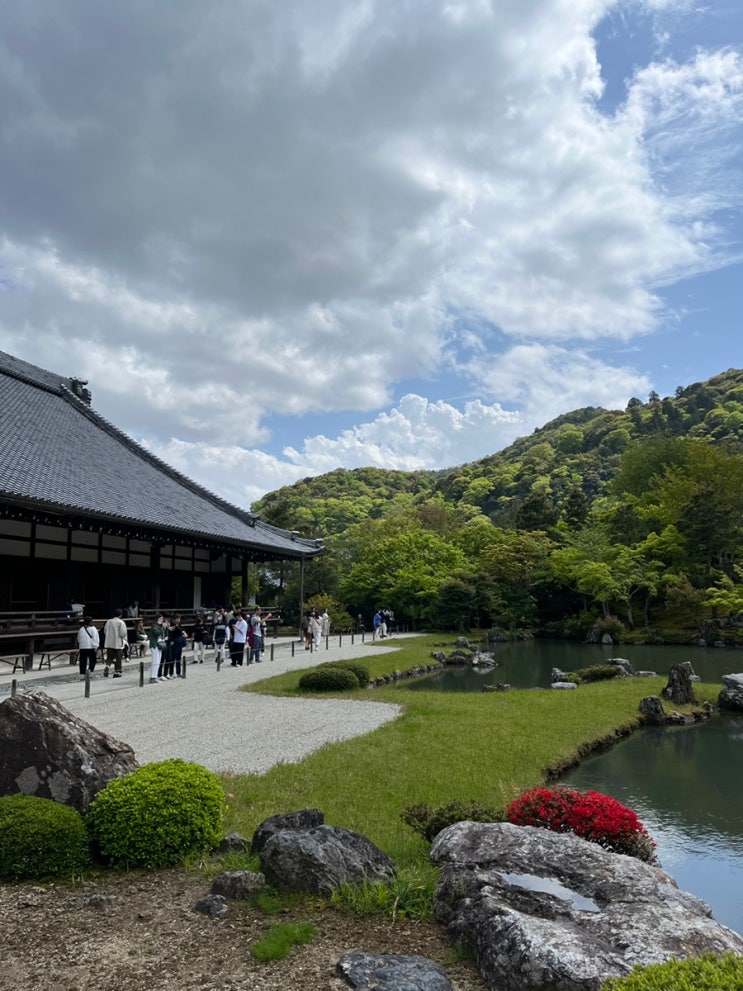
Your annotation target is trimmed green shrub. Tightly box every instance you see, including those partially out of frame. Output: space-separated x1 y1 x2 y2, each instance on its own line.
86 759 224 869
319 661 370 687
0 794 91 880
298 668 359 692
601 953 743 990
401 800 505 843
564 665 622 684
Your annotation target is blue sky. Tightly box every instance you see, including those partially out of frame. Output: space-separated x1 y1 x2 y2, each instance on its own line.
0 1 741 508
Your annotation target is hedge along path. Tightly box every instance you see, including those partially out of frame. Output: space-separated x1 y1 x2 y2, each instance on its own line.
230 636 720 866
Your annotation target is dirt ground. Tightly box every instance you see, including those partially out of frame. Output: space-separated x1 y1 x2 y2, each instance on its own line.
0 867 487 991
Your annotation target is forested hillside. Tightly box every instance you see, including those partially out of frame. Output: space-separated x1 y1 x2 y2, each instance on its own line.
252 368 743 639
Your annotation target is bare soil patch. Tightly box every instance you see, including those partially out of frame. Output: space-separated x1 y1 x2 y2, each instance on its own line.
0 868 486 991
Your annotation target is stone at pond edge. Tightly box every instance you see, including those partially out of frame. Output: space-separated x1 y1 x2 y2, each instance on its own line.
251 808 325 855
0 690 138 814
259 824 396 895
336 951 453 990
607 657 635 675
430 820 743 991
719 673 743 711
661 663 697 705
639 695 666 725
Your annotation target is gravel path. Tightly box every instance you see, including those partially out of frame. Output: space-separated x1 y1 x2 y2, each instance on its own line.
4 637 406 774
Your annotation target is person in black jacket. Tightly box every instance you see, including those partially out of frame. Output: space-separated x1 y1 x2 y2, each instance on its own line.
212 608 229 664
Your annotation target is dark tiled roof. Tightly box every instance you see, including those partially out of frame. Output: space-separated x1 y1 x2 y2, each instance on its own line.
0 350 321 558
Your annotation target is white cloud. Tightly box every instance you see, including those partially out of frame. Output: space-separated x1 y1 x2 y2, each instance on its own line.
468 343 653 426
144 393 525 508
0 0 740 486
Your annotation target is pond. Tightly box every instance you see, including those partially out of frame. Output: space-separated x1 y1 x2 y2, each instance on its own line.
404 639 739 692
405 640 743 935
560 713 743 935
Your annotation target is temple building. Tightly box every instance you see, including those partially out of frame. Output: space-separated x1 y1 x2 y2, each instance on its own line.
0 349 321 616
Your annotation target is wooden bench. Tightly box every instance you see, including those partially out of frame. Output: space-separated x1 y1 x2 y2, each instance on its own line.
38 648 80 671
0 654 29 673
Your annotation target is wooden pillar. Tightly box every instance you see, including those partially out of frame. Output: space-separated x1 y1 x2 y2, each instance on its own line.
150 544 161 612
299 557 305 630
242 557 249 609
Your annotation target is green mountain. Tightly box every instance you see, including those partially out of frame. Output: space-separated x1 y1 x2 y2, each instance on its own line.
253 368 743 537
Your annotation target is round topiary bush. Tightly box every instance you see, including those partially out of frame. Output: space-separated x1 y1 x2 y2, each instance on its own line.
0 794 91 880
601 953 743 990
319 661 370 687
298 667 359 692
86 759 225 869
506 786 657 863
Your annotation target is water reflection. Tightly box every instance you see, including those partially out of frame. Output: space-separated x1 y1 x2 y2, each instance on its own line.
405 639 742 691
403 641 743 934
560 714 743 935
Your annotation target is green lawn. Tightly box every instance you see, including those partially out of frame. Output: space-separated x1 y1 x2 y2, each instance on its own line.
225 635 718 867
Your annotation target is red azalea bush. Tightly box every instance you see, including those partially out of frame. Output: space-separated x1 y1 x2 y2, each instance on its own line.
506 787 658 863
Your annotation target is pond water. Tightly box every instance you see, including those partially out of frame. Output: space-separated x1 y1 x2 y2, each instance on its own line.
405 640 743 935
559 712 743 935
404 639 740 692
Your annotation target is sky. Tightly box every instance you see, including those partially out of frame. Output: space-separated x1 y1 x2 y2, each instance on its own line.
1 1 742 509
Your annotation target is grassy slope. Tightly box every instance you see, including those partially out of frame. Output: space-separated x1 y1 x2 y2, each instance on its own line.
225 636 718 865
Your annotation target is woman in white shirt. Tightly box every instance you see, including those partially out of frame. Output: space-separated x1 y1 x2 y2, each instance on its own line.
77 616 100 678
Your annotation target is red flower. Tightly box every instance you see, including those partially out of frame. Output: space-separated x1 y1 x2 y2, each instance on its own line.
506 787 657 863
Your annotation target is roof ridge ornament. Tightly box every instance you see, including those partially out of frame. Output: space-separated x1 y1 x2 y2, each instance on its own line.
69 378 92 405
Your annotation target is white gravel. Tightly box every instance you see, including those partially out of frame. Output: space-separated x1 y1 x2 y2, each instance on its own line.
5 637 406 774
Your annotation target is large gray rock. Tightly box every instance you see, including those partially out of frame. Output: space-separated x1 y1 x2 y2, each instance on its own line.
661 663 696 705
719 673 743 711
431 821 743 991
607 657 635 676
0 691 138 813
211 870 267 900
259 824 396 895
251 808 325 855
337 952 453 990
639 695 666 725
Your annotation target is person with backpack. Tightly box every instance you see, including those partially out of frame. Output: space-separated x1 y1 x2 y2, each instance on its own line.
77 615 99 678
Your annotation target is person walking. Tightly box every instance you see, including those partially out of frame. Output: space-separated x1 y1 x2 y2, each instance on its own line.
320 609 331 640
191 615 207 663
310 610 322 650
372 609 385 639
77 615 99 678
103 608 128 678
299 612 310 648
